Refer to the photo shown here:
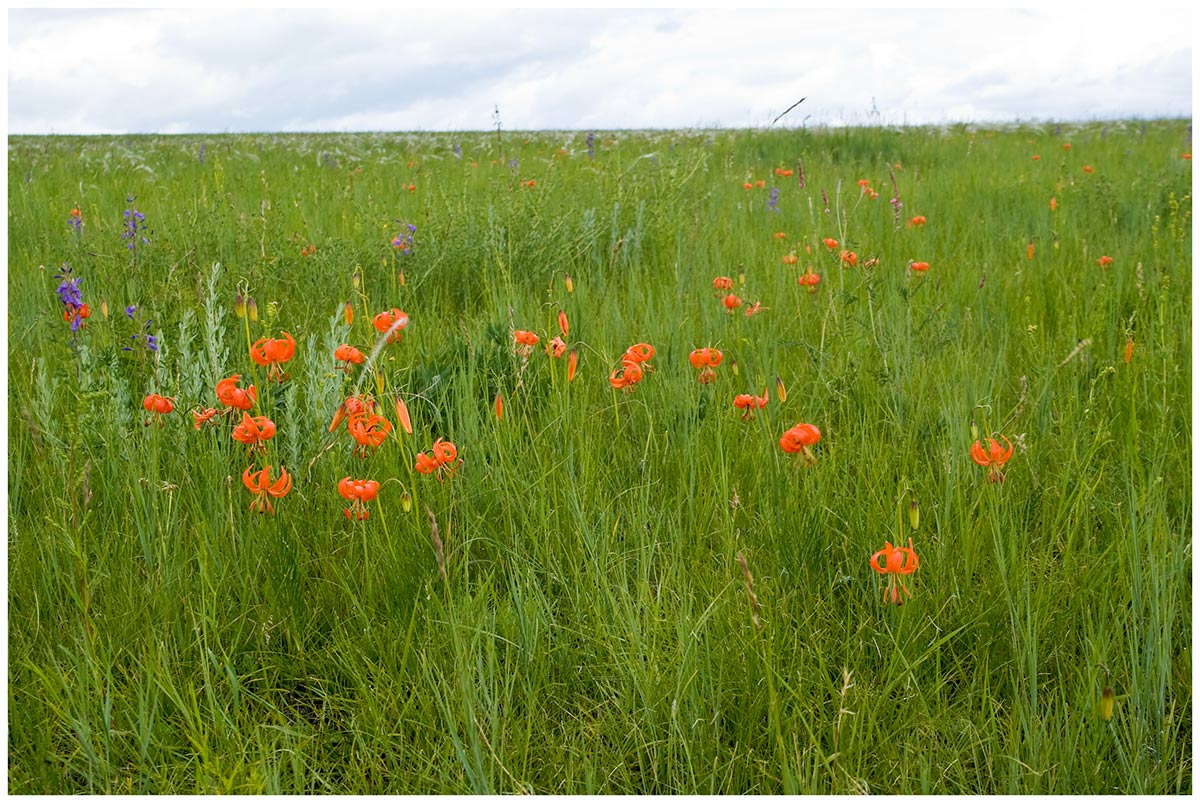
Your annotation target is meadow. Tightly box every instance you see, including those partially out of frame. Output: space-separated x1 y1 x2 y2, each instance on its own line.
6 121 1192 793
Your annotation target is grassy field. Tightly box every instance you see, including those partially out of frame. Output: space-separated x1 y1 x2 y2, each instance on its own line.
6 121 1192 793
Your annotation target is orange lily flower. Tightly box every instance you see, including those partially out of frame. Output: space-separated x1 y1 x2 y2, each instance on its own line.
780 423 821 464
215 375 256 413
722 294 743 312
372 308 409 344
415 438 461 481
1049 196 1057 212
742 182 753 190
142 393 174 426
623 343 654 365
772 231 787 240
567 350 578 382
232 413 277 452
840 250 858 268
798 267 821 293
338 476 380 520
733 391 768 419
250 331 296 382
857 179 870 190
1096 255 1113 267
755 180 765 188
609 360 643 391
192 407 219 430
243 465 292 514
1125 339 1134 364
870 539 919 605
514 329 539 356
494 393 503 421
782 253 798 265
689 347 722 384
334 344 365 371
1027 240 1035 260
689 347 723 369
823 237 839 250
908 215 926 227
910 261 930 273
63 303 92 329
142 394 174 415
344 301 354 325
713 276 734 291
348 411 392 458
558 310 569 338
745 301 767 317
1083 164 1095 173
546 336 567 359
970 435 1013 483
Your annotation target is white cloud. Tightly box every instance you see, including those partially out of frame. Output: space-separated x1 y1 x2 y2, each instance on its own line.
6 8 1192 134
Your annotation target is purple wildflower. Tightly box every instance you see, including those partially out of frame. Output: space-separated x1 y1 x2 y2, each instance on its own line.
586 132 595 160
766 186 780 212
796 159 805 189
452 143 462 160
123 209 148 251
125 304 138 318
391 221 417 254
68 208 83 232
507 157 519 172
53 264 89 332
198 144 206 164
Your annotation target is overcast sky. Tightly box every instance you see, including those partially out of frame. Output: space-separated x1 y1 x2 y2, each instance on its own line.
6 7 1193 134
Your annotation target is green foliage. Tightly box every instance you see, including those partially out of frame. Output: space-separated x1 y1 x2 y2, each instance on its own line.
8 122 1191 793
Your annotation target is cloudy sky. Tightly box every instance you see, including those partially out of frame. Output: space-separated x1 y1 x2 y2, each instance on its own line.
6 8 1193 134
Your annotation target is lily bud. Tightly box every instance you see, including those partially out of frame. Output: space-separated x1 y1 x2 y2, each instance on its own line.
400 491 413 513
909 500 920 531
344 301 354 326
246 296 259 322
970 420 979 441
1100 686 1115 721
775 376 787 403
564 273 574 293
234 293 246 319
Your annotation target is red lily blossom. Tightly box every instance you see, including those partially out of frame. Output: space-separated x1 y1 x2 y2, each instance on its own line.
243 465 292 514
870 539 919 605
372 308 409 344
338 476 380 520
216 375 256 412
250 331 296 382
415 438 461 481
971 435 1014 483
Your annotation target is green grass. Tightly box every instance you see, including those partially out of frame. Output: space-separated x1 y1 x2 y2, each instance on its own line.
7 121 1192 793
